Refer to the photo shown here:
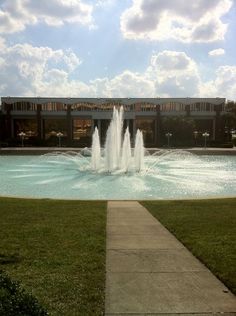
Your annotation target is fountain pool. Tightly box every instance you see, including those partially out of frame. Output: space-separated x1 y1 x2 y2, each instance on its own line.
0 107 235 200
0 151 236 200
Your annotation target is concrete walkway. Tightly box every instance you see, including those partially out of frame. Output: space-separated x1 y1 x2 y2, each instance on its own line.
105 201 236 315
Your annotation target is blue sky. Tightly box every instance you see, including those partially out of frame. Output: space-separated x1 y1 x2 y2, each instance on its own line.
0 0 236 99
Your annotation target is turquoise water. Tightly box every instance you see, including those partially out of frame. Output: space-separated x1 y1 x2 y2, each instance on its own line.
0 152 236 200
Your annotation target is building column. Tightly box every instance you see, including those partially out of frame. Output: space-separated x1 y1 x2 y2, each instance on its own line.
212 119 216 140
11 118 14 138
0 116 3 141
5 103 12 139
155 104 161 147
67 105 72 146
37 104 42 139
185 104 190 117
133 119 136 143
215 103 222 141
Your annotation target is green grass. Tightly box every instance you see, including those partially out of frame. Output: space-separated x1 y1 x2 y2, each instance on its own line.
0 197 107 316
142 198 236 294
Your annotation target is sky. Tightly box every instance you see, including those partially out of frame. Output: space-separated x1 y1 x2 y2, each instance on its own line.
0 0 236 100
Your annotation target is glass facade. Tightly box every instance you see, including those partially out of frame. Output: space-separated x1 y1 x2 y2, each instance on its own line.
190 102 215 112
72 102 96 111
194 119 213 137
44 119 67 139
136 119 155 144
14 119 38 137
1 98 224 145
12 102 37 111
41 102 66 111
71 103 135 112
161 102 186 112
73 119 92 145
135 102 156 111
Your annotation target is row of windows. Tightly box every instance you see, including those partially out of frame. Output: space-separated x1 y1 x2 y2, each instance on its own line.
41 102 66 111
13 118 216 145
160 103 186 112
12 102 37 111
190 103 215 112
5 102 224 112
13 118 155 144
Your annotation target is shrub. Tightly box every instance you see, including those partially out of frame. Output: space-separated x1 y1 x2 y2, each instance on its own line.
221 142 233 148
0 271 48 316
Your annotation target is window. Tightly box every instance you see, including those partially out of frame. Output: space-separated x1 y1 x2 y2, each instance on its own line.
73 119 92 141
136 119 155 144
41 102 66 111
44 119 67 139
14 119 38 137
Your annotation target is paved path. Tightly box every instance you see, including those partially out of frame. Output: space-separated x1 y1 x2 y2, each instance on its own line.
105 201 236 316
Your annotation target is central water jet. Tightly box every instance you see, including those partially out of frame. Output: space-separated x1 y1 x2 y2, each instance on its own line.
91 106 145 173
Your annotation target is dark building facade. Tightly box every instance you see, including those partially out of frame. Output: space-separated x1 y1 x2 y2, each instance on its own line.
0 97 225 147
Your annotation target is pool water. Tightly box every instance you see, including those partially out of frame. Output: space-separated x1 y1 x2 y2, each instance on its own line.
0 152 236 200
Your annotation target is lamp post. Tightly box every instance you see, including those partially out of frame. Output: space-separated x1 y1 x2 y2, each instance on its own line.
18 132 26 147
56 132 63 147
231 129 236 147
165 132 172 148
193 130 198 147
202 132 210 149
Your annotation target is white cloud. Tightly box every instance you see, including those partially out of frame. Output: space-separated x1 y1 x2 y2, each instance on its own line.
149 51 196 73
214 66 236 98
199 66 236 100
120 0 232 42
0 42 235 100
208 48 225 56
91 71 155 97
63 50 82 72
0 37 6 50
0 43 82 95
0 0 93 34
95 0 115 8
147 51 201 97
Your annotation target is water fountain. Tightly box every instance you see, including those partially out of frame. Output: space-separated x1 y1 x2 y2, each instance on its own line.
91 106 145 173
0 106 236 200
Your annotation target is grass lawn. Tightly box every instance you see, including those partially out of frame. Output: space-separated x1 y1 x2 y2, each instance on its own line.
0 197 107 316
142 198 236 295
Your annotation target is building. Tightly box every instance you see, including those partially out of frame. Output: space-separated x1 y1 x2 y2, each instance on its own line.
0 97 225 147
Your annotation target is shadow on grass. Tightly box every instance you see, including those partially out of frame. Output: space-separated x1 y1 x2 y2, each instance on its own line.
0 253 22 265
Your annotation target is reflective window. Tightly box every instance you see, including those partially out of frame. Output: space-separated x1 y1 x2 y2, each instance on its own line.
190 102 215 111
44 119 67 139
194 119 213 137
72 103 94 111
12 102 37 111
71 103 135 111
136 119 155 144
14 119 38 137
161 102 185 111
73 119 92 142
41 102 66 111
135 103 156 111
